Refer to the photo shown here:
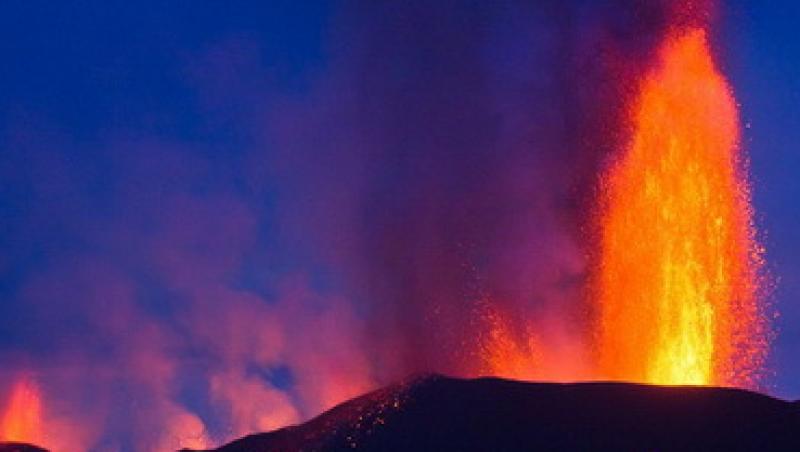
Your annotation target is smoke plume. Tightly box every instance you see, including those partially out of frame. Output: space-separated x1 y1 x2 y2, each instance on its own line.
0 1 714 449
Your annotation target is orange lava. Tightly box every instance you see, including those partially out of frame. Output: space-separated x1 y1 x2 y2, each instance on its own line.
595 28 766 387
480 304 541 380
0 377 43 443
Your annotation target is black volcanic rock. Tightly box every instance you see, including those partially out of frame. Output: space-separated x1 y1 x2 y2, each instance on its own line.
187 375 800 452
0 443 48 452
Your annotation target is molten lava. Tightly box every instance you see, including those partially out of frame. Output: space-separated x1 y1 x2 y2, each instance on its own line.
0 377 43 443
479 303 541 380
595 28 766 387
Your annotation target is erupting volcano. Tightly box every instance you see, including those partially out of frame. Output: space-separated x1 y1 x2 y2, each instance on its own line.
595 27 767 387
1 1 795 451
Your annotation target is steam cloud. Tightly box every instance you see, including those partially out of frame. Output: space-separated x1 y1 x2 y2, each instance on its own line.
0 1 712 449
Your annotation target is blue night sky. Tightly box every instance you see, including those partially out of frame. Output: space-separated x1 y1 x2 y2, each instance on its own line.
722 1 800 398
0 1 797 449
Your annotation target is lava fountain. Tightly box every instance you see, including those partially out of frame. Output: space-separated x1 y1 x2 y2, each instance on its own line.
0 376 43 443
595 27 767 387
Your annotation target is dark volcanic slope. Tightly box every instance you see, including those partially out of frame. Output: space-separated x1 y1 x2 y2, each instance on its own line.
0 443 48 452
188 375 800 452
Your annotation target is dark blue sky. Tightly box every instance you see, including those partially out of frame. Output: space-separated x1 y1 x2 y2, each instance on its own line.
722 1 800 398
0 1 797 449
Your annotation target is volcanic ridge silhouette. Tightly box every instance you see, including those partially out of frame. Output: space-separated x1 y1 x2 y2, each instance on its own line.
4 375 798 451
185 375 799 451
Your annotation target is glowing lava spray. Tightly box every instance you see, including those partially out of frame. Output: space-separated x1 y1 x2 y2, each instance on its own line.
595 27 767 387
0 377 43 443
